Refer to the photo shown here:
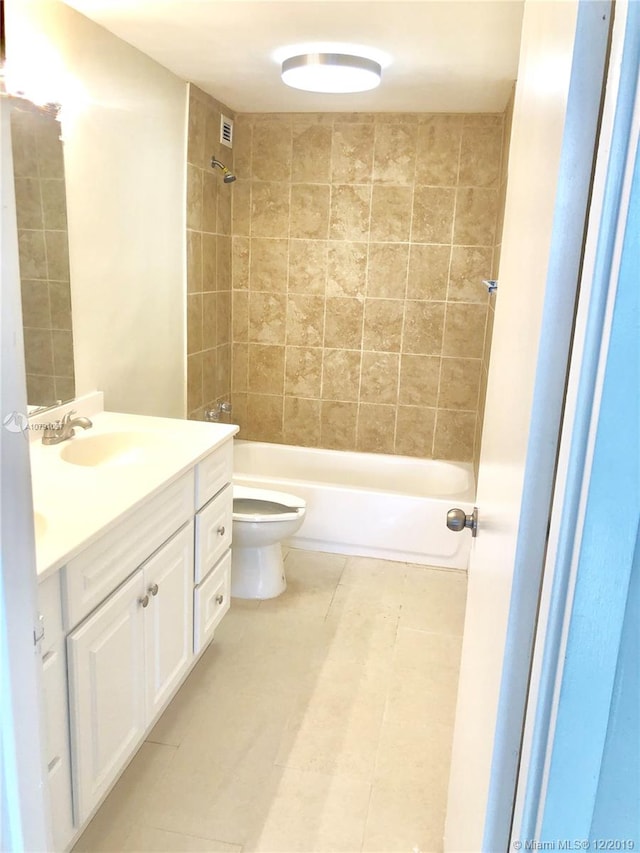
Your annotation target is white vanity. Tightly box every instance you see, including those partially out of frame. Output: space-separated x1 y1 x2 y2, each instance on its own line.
30 395 237 851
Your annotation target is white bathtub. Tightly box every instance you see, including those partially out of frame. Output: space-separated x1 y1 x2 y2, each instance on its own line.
233 440 475 570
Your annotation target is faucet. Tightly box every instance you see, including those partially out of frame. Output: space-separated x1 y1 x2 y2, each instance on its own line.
42 411 93 445
204 401 232 422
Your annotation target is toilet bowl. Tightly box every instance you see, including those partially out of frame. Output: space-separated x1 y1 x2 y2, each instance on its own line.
231 485 306 599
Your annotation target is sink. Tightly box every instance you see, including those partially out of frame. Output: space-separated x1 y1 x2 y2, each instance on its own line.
59 431 174 468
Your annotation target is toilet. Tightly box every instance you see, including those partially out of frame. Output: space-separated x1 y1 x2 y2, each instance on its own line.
231 485 306 599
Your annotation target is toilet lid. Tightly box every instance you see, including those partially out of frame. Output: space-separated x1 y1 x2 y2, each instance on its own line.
233 497 305 523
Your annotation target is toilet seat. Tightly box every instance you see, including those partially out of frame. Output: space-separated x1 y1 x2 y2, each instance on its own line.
232 485 306 523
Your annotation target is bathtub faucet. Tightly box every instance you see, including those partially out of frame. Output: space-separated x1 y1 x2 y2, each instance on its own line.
205 401 232 422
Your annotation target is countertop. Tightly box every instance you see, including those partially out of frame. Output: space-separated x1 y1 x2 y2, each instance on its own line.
30 407 238 580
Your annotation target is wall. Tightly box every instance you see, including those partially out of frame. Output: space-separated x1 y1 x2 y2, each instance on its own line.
11 101 74 407
186 85 234 420
230 112 505 460
6 0 188 418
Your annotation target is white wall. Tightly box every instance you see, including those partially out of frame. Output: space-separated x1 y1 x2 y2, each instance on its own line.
6 0 188 418
444 1 580 848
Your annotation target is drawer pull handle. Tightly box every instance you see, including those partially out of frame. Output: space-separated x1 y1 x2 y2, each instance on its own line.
148 583 159 596
215 594 224 605
139 595 150 608
217 525 226 537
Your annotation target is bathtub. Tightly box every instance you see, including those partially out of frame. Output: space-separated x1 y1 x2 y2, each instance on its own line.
233 440 475 570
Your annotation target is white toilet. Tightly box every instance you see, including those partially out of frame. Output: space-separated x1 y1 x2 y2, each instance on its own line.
231 485 306 599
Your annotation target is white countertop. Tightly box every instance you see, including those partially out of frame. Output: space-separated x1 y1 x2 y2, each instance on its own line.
30 405 238 580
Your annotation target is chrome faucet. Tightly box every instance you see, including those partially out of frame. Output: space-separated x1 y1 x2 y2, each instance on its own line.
42 411 93 445
205 402 232 422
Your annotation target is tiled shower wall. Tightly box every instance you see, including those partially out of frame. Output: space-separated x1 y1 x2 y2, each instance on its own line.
12 103 75 407
186 85 234 419
229 112 506 461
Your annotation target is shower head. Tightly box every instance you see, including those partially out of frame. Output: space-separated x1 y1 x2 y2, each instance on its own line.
211 157 236 183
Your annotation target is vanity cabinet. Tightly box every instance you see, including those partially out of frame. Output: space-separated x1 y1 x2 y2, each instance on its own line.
35 432 235 850
67 523 194 825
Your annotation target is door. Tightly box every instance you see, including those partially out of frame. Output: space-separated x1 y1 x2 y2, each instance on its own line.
144 523 194 721
444 0 614 848
67 570 146 825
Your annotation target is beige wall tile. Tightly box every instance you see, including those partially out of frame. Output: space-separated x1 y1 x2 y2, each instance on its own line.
18 230 47 279
367 244 409 299
248 344 285 394
412 186 456 244
433 409 476 461
442 302 487 359
407 244 450 300
403 301 446 355
320 401 358 450
438 357 482 411
330 184 371 241
246 394 284 442
459 120 503 188
252 121 292 182
49 282 72 330
217 292 231 344
202 349 217 404
290 184 331 239
251 182 290 238
202 233 217 290
286 294 325 346
288 240 327 294
415 116 463 186
187 294 203 355
373 122 417 185
232 236 250 290
216 235 232 290
283 397 321 446
41 179 68 230
202 171 218 233
363 299 404 352
453 187 498 245
23 328 53 374
187 352 203 412
202 292 217 350
399 354 440 406
233 124 252 180
395 406 436 457
187 91 206 167
285 347 322 397
233 291 249 342
232 181 251 236
448 246 493 303
327 242 368 297
357 403 396 453
332 123 375 183
249 292 287 344
232 343 249 393
324 297 364 349
187 231 203 293
369 186 412 242
217 186 232 235
45 231 70 281
186 163 203 230
322 349 361 401
250 238 288 291
360 352 399 404
292 124 332 183
21 280 50 328
14 178 43 229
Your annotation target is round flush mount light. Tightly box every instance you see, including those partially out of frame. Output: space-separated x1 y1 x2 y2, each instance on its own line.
281 53 382 94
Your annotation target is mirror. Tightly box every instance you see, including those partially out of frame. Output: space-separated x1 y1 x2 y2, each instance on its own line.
10 97 75 409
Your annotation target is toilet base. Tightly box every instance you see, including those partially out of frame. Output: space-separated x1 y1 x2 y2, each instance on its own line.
231 542 287 599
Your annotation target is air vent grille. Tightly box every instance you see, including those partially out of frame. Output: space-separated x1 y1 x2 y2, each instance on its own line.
220 115 233 148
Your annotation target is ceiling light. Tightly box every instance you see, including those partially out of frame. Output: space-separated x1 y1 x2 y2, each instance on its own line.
281 53 382 94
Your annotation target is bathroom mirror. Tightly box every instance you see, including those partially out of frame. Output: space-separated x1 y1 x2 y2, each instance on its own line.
10 96 76 409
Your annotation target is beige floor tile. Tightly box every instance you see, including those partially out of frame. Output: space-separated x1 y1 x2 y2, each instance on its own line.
72 742 177 852
362 780 447 853
400 567 467 635
373 716 455 790
121 825 242 852
339 555 409 595
245 766 370 852
276 658 388 781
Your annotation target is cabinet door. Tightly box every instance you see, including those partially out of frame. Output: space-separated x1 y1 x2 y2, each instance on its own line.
67 571 146 826
144 523 194 722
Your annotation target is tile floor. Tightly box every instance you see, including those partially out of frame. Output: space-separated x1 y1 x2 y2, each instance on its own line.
73 549 467 853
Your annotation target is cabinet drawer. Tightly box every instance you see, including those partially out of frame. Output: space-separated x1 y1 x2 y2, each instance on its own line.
63 470 195 629
194 550 231 653
194 484 232 583
195 441 233 509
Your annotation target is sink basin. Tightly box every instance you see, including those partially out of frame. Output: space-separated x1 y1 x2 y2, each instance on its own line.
60 431 174 467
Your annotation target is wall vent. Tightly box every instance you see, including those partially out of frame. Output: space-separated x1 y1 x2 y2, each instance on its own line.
220 115 233 148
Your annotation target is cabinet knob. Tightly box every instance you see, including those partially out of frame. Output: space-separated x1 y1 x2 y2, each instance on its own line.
215 594 224 605
217 525 225 537
139 594 150 608
148 583 159 596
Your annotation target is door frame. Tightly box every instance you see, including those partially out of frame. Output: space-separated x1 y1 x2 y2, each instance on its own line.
512 1 640 838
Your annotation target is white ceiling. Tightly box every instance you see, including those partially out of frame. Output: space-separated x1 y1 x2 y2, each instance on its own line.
62 0 524 114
